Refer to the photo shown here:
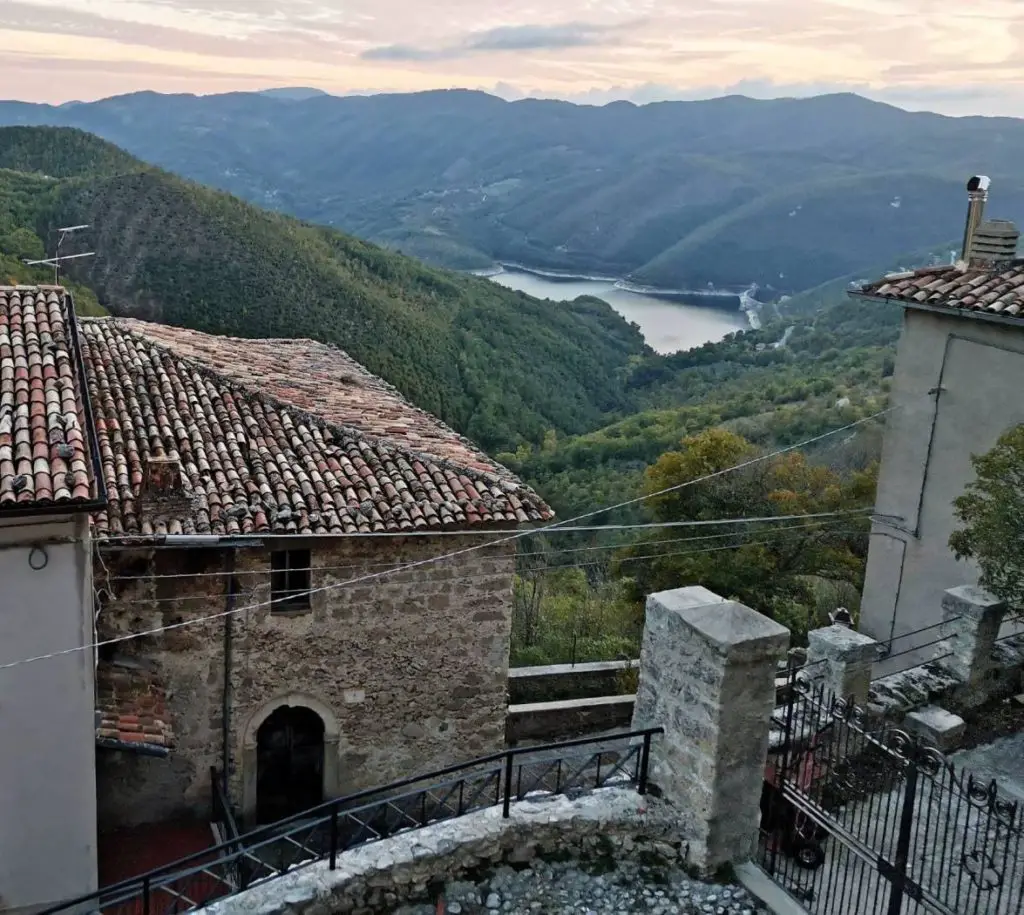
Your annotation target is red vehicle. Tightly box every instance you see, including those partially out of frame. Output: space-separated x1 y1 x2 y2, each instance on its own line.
760 717 832 870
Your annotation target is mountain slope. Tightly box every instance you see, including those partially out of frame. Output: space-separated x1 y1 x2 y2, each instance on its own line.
0 126 144 178
4 90 1024 292
0 127 647 452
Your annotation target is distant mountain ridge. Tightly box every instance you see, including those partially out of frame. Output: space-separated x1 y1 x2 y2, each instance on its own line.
4 89 1024 294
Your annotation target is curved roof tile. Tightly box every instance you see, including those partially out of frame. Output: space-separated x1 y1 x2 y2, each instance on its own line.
858 262 1024 319
80 318 552 536
0 286 95 512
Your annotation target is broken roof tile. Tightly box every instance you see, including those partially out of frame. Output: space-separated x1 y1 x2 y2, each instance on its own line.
96 662 173 755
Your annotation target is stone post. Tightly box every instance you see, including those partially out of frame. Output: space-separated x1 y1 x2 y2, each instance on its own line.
939 585 1006 686
630 586 789 875
806 624 878 705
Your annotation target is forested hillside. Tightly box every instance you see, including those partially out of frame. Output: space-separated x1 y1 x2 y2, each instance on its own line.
4 90 1024 294
0 126 647 452
0 125 908 659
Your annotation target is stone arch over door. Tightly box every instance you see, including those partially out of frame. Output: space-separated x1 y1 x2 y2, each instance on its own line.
241 693 340 826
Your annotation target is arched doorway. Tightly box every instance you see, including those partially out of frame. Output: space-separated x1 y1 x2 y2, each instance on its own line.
255 705 325 824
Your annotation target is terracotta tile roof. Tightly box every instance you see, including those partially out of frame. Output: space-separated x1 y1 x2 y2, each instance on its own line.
95 662 174 755
120 321 497 472
858 262 1024 320
0 286 95 511
80 318 553 536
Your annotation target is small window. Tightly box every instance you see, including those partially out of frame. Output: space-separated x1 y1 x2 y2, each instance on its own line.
271 550 312 611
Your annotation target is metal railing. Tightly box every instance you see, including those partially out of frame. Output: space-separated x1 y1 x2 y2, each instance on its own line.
46 727 662 915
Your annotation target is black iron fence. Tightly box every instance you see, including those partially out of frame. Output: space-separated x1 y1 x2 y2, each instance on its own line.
46 728 661 915
759 670 1023 915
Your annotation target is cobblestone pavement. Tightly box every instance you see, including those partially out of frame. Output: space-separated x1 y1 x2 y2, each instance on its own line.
393 858 768 915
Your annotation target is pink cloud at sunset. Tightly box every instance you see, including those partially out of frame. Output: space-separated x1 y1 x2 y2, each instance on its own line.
2 0 1023 114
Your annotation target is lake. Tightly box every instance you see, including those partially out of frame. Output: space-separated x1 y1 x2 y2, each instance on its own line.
488 269 749 354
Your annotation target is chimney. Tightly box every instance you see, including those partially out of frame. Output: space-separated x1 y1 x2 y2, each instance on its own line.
960 175 990 265
970 218 1020 266
140 455 193 524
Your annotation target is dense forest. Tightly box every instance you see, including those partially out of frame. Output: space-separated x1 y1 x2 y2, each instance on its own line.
0 125 913 661
505 293 899 663
0 127 646 453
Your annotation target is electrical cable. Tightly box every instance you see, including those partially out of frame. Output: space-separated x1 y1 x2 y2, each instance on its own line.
94 522 863 607
0 407 896 672
101 515 870 585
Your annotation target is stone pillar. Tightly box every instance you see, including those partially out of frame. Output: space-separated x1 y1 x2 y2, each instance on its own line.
631 586 789 875
806 624 878 705
940 585 1006 686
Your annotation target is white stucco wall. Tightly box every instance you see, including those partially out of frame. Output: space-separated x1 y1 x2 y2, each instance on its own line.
862 305 1024 668
0 514 97 912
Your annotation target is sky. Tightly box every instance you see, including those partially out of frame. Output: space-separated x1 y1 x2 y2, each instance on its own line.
3 0 1024 116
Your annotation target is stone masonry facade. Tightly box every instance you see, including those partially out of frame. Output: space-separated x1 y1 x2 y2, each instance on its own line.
95 534 515 830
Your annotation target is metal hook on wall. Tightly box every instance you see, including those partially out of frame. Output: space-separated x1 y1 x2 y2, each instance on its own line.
28 545 48 571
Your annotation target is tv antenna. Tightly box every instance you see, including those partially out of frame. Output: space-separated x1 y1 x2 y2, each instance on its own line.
24 224 94 284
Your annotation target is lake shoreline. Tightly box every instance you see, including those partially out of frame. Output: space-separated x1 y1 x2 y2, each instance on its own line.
477 263 760 329
486 267 751 354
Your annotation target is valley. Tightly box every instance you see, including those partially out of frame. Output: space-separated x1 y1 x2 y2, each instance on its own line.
5 89 1024 297
0 119 908 662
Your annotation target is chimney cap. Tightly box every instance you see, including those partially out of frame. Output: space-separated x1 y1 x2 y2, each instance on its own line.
967 175 991 193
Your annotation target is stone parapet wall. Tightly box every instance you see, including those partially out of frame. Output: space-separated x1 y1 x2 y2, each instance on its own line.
198 789 687 915
505 695 635 743
507 660 638 704
868 636 1024 721
803 586 1024 736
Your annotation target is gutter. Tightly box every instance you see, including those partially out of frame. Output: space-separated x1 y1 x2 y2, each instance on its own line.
95 529 507 549
98 535 266 550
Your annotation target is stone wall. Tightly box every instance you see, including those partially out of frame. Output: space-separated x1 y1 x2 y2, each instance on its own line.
198 788 686 915
505 695 635 743
95 535 515 829
507 660 638 704
867 637 1024 722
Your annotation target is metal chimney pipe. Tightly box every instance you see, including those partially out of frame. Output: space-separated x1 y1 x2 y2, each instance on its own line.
962 175 991 264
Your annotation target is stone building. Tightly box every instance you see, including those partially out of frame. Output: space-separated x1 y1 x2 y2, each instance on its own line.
854 176 1024 663
82 318 551 830
0 284 552 909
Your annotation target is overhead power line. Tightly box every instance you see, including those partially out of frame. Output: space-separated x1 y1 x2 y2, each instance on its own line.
100 512 873 583
95 519 860 603
0 406 897 673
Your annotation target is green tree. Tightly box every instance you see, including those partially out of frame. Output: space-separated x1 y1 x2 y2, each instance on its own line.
0 227 44 261
949 424 1024 610
621 428 876 643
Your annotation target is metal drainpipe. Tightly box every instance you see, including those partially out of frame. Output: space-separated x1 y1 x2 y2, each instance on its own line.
222 551 237 797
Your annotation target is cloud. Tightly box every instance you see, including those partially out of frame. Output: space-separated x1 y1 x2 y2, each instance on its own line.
0 1 343 59
361 43 447 62
465 23 614 52
361 21 620 62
